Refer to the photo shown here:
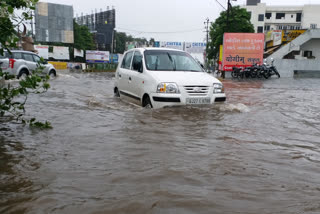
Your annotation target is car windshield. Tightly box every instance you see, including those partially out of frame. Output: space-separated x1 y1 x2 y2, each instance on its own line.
144 50 203 72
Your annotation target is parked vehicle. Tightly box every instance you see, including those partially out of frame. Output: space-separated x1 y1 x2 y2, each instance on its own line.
114 48 226 108
0 50 56 79
230 59 280 79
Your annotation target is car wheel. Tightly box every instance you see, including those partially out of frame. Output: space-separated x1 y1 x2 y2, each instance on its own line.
49 70 56 78
17 69 29 80
114 88 120 97
142 95 153 108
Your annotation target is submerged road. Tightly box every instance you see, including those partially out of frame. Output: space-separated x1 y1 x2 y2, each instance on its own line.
1 71 320 214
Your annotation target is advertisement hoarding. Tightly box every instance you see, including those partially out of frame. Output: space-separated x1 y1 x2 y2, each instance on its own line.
282 30 306 42
34 45 49 59
222 33 264 71
49 46 70 60
86 50 110 63
160 42 183 50
185 42 206 53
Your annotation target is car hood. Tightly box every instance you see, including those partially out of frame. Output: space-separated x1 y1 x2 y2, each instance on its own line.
149 71 221 86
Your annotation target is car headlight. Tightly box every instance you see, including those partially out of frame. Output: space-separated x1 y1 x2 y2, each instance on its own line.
157 82 180 93
213 83 224 93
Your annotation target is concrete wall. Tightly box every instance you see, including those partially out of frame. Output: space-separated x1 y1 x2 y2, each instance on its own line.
242 3 320 33
273 59 320 77
302 5 320 29
301 38 320 59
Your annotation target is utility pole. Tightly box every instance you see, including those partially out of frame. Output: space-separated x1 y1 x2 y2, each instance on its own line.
31 11 34 39
204 18 211 68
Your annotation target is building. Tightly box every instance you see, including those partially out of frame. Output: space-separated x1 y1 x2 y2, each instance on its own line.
241 0 320 33
35 2 74 43
75 8 116 52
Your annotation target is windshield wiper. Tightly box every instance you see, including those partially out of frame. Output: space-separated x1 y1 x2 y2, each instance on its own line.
186 70 200 72
167 53 176 71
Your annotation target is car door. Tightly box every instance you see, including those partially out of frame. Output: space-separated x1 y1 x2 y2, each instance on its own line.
32 54 47 73
117 51 134 96
23 53 37 72
129 51 144 102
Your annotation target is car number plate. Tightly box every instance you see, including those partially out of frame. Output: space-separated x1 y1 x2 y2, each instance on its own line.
186 97 211 105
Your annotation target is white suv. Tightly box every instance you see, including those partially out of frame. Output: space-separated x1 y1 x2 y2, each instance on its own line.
0 50 56 79
114 48 226 108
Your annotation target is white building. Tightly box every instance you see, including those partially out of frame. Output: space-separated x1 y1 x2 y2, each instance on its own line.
241 0 320 33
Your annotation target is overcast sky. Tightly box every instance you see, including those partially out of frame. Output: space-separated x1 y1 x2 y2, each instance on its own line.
41 0 320 42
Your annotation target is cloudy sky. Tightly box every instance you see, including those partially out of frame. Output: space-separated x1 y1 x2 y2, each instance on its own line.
41 0 320 42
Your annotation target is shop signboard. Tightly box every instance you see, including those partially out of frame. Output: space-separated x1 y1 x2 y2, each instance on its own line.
86 50 110 63
222 33 264 71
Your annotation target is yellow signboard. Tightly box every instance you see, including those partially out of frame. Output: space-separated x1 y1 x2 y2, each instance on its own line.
219 45 223 63
48 61 67 70
282 30 306 42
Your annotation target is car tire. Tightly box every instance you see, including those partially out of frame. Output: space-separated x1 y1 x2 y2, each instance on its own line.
114 88 120 97
142 95 153 108
49 70 56 78
17 69 29 79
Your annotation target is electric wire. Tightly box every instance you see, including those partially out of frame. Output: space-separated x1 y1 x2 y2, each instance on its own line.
115 27 203 34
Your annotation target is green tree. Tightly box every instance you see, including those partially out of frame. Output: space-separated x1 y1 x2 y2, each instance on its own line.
207 6 254 60
114 31 127 53
1 0 52 128
73 21 95 51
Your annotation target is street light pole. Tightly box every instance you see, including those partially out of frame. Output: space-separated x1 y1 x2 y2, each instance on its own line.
204 18 211 68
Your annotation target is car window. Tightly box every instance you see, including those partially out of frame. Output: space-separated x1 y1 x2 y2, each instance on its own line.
32 55 41 63
13 52 23 59
121 51 134 69
132 51 142 72
144 50 203 72
23 53 34 62
0 52 12 59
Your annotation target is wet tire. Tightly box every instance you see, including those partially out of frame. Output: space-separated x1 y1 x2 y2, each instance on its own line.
17 69 29 79
49 70 56 78
114 88 120 97
231 70 237 78
143 95 153 108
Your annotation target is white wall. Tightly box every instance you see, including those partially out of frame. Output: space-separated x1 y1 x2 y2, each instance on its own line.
273 59 320 77
302 5 320 29
300 38 320 59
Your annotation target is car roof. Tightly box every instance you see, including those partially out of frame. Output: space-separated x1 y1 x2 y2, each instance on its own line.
127 47 185 53
4 50 37 54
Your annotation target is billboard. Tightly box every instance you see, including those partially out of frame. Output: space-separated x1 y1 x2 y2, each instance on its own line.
282 30 306 42
34 45 49 59
185 42 207 53
86 50 110 63
222 33 264 71
160 42 183 50
49 46 70 60
35 2 74 43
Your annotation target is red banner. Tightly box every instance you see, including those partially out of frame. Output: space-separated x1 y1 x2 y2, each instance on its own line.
223 33 264 71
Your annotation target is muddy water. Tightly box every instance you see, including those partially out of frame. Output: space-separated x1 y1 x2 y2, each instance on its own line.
1 71 320 214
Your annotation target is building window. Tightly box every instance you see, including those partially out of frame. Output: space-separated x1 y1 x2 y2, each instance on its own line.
276 13 285 19
296 13 302 22
257 26 263 33
264 25 270 31
258 14 264 21
265 13 272 19
303 51 312 58
310 24 317 29
248 11 252 19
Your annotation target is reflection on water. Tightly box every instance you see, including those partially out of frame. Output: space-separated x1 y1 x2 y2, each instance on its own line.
1 71 320 214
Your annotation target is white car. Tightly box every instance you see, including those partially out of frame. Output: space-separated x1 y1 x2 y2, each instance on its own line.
114 48 226 108
0 50 56 79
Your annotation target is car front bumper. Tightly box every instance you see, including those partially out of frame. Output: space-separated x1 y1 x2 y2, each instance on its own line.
150 93 226 109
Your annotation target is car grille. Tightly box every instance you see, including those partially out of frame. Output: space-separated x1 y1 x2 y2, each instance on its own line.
184 85 209 96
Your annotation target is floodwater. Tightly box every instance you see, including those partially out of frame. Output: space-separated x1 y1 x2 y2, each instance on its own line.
1 71 320 214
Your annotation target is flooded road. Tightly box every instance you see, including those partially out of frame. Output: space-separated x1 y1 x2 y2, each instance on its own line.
1 71 320 214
